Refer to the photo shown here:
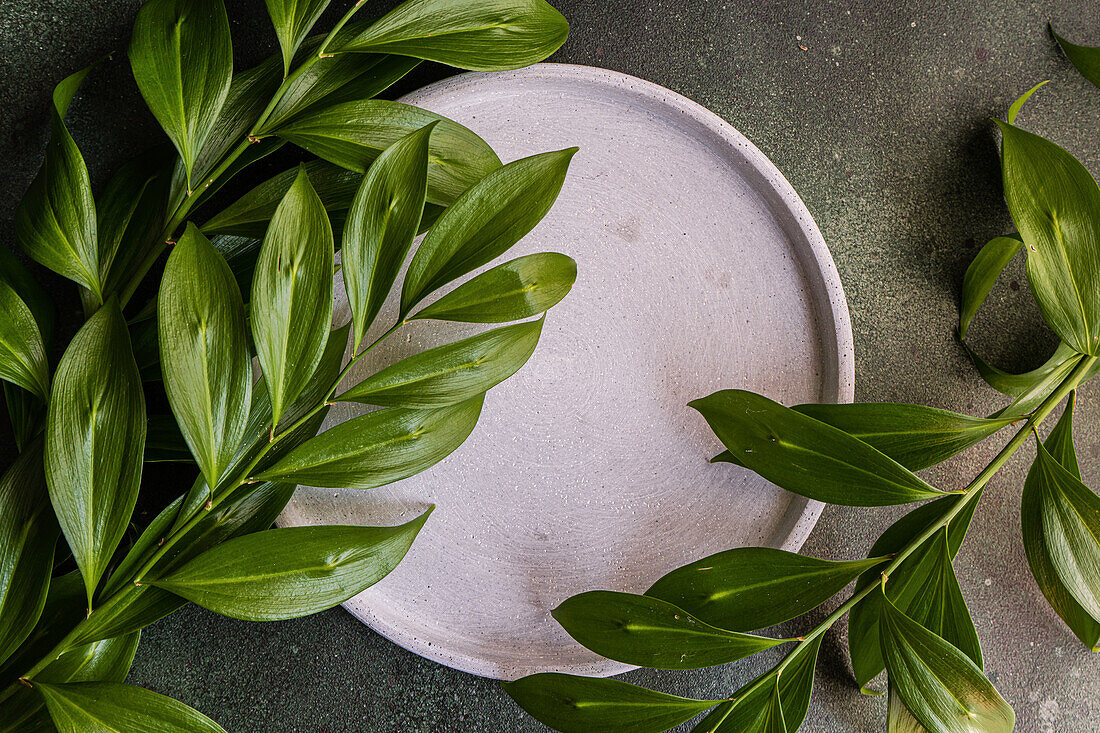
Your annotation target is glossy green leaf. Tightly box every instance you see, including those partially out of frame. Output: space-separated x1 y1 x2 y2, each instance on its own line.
552 590 789 670
274 99 501 207
339 319 543 408
691 390 946 506
402 148 575 314
4 385 46 453
0 440 59 666
129 0 234 188
692 635 822 733
343 124 433 348
0 571 84 684
1006 81 1048 125
14 66 101 299
0 247 54 344
879 589 1014 733
159 225 252 488
967 341 1083 400
792 402 1013 472
958 235 1024 339
886 682 928 733
251 166 335 427
37 681 227 733
333 0 569 71
0 278 50 400
1045 392 1081 478
503 674 720 733
411 252 577 323
265 0 331 75
996 116 1100 356
849 493 982 690
1053 27 1100 89
646 547 884 632
1022 433 1100 647
45 302 146 607
254 396 484 489
150 511 430 621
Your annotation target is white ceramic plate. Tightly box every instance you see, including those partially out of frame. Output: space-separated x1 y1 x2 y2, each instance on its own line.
278 63 854 680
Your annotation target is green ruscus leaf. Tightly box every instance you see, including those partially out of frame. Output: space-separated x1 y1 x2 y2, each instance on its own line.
401 148 576 315
36 681 227 733
1053 26 1100 89
333 0 569 71
995 111 1100 356
792 402 1014 472
646 547 885 632
264 0 331 76
958 234 1024 340
273 99 502 207
129 0 234 188
254 396 484 489
879 588 1014 733
0 440 59 666
0 278 50 401
690 390 946 506
149 511 431 621
343 123 433 348
503 674 720 733
410 252 577 324
552 590 789 670
337 318 544 409
14 66 101 299
251 166 335 428
159 224 252 489
45 302 146 607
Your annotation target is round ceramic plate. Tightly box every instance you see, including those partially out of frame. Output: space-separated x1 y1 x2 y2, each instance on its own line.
278 63 854 680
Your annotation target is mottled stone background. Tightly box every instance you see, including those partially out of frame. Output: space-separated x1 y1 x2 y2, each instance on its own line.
1 1 1098 730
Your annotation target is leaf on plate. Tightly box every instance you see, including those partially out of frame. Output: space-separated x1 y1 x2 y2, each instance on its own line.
45 302 146 607
410 252 577 323
646 547 885 632
36 681 228 733
1053 26 1100 89
253 396 484 489
690 390 946 506
338 318 543 408
150 512 431 621
343 123 433 348
332 0 569 71
401 148 576 315
251 166 334 427
503 673 720 733
159 224 252 488
958 234 1024 339
792 402 1014 471
129 0 234 188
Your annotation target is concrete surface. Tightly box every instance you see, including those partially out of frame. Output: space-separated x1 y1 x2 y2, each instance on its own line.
2 0 1099 731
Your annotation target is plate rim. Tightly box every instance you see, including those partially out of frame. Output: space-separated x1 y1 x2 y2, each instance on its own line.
280 62 856 679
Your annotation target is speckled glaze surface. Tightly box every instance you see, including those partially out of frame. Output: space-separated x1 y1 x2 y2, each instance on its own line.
277 63 854 680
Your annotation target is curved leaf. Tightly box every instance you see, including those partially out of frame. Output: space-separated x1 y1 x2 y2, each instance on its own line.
552 590 789 670
45 302 146 607
254 396 484 489
503 674 720 733
793 402 1012 472
411 252 577 323
273 99 501 207
0 440 59 666
0 246 54 343
14 66 100 298
0 278 50 400
996 116 1100 356
338 318 543 408
149 511 430 621
690 390 946 506
344 124 433 348
37 681 227 733
251 166 334 427
1053 27 1100 89
958 235 1024 339
1006 81 1049 126
159 225 252 488
879 589 1013 733
646 547 884 632
129 0 234 188
265 0 331 75
333 0 569 72
402 148 576 314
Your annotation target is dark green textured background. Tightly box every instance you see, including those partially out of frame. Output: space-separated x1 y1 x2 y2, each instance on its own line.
2 1 1099 730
